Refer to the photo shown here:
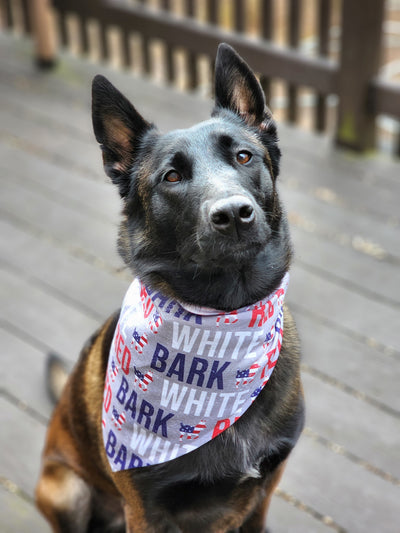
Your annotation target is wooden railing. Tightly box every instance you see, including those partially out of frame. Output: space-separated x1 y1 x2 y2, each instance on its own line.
2 0 400 156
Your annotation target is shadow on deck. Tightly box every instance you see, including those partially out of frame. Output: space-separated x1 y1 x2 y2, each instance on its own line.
0 32 399 533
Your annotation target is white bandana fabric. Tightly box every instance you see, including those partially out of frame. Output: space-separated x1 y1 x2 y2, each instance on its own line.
102 273 289 471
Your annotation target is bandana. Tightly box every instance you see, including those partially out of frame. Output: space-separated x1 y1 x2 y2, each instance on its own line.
102 273 289 471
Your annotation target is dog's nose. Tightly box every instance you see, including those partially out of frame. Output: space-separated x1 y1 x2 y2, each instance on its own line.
209 196 255 235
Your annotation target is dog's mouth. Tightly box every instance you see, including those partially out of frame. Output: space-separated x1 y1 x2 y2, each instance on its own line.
189 235 266 269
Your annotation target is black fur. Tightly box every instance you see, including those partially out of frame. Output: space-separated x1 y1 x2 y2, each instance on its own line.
89 43 304 531
92 44 291 312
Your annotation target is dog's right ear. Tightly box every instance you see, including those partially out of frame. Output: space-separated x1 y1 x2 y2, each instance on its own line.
92 75 153 197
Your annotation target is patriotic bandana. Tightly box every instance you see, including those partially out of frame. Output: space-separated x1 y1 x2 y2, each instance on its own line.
102 273 289 472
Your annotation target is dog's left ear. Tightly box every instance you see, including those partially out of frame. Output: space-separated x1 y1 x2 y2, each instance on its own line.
214 43 266 127
214 43 280 177
92 75 153 197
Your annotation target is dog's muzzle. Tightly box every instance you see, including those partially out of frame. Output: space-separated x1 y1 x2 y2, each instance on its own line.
208 195 256 237
190 194 270 267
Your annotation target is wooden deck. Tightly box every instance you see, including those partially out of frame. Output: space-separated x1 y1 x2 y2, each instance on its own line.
1 32 399 533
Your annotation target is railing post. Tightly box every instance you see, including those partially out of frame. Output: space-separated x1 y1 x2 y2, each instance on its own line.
335 0 385 151
30 0 57 68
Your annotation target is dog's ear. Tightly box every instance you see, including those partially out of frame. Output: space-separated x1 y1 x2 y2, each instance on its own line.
92 75 153 197
214 43 269 127
214 44 280 178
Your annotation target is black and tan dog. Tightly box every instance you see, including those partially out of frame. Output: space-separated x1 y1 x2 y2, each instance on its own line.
36 44 304 533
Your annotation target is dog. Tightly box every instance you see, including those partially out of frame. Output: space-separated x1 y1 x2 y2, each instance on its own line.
36 43 304 533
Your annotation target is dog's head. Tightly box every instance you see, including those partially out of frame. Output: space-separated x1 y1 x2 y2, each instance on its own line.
92 44 291 310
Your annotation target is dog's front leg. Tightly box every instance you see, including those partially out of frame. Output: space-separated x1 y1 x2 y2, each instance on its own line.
36 460 92 533
124 504 153 533
113 471 155 533
240 460 288 533
124 504 181 533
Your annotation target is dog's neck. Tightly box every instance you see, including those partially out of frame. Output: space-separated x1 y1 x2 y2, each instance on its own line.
138 258 291 312
102 273 289 471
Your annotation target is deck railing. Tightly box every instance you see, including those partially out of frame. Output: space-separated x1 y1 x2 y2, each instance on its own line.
2 0 400 156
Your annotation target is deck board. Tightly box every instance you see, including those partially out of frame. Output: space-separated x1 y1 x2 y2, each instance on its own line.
0 398 47 497
1 32 399 532
280 436 400 533
297 312 400 411
291 227 400 307
0 486 50 533
0 145 120 224
0 220 127 319
289 266 399 348
0 266 100 360
0 178 120 267
302 372 400 478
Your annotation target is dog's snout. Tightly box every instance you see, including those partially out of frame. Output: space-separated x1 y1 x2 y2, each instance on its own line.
209 196 255 235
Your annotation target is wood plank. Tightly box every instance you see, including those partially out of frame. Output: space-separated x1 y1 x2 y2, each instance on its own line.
296 312 400 412
291 226 400 307
49 0 338 94
0 397 47 497
0 266 100 362
302 372 400 479
0 60 91 137
0 143 121 226
371 78 400 121
288 265 400 351
0 33 211 132
0 179 120 270
281 151 400 227
282 187 400 263
0 102 100 179
268 495 334 533
281 435 400 533
0 485 50 533
0 326 53 421
335 0 385 151
0 219 128 319
279 126 400 193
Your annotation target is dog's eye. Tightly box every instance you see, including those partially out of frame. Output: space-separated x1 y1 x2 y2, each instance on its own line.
164 170 182 183
236 151 252 165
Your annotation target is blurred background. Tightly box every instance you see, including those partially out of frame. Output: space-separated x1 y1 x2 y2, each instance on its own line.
1 1 399 532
